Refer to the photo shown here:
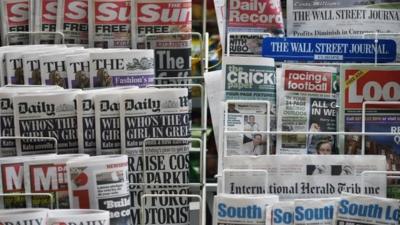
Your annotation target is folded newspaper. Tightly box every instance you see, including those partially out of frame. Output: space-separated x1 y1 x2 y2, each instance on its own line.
266 201 294 225
213 194 279 225
57 0 89 46
48 209 110 225
24 154 89 208
277 64 339 155
0 208 48 225
333 193 400 225
293 198 338 225
67 155 131 225
0 0 31 45
222 169 268 195
33 0 58 44
120 88 191 225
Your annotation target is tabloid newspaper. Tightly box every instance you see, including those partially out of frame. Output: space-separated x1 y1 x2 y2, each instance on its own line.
24 154 89 209
13 90 82 155
266 201 294 225
213 194 279 225
146 34 191 85
33 0 57 44
223 56 276 154
120 88 191 225
57 0 89 46
0 208 48 225
89 50 155 88
0 156 27 209
88 0 131 48
67 155 131 225
340 66 400 162
40 50 86 88
222 169 268 195
23 48 67 85
48 209 110 225
0 0 32 45
223 155 387 199
0 86 62 156
287 0 400 38
133 0 192 49
333 193 400 225
277 64 339 155
76 88 120 155
224 0 284 55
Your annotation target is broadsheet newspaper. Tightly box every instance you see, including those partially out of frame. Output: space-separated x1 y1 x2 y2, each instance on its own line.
0 86 62 156
67 155 131 225
33 0 57 44
334 193 400 225
223 56 276 155
277 64 339 155
222 169 268 195
0 0 31 45
223 155 387 199
57 0 89 46
120 88 191 225
225 0 284 55
13 90 82 155
67 53 91 89
287 0 400 37
340 66 400 163
266 201 294 225
24 154 89 209
89 50 155 88
293 198 338 225
88 0 131 48
134 0 192 49
213 194 279 225
146 34 192 86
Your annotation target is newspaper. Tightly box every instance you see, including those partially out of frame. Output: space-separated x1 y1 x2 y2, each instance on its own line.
213 0 225 46
66 53 90 89
40 49 86 88
89 50 155 88
0 154 57 209
0 0 32 45
0 47 24 86
277 64 339 155
134 0 192 49
222 169 268 195
0 86 62 156
67 155 131 225
76 88 120 155
340 65 400 160
287 0 400 38
48 209 110 225
57 0 89 46
13 90 82 155
213 194 279 225
334 193 400 225
0 209 48 225
146 34 191 85
223 155 387 199
224 0 284 55
6 50 29 85
293 198 338 225
33 0 57 44
24 154 89 208
120 88 191 225
223 56 276 153
266 201 294 225
88 0 131 48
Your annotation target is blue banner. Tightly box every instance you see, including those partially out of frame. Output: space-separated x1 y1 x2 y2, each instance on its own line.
262 37 397 62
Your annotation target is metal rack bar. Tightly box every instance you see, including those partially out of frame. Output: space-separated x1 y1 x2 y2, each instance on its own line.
5 31 65 45
0 193 54 209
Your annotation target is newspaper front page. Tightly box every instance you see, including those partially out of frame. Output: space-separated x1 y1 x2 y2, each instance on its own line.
334 193 400 225
66 53 91 89
340 65 400 162
134 0 192 49
223 155 387 199
48 209 110 225
33 0 57 44
293 198 338 225
266 201 294 225
67 155 131 225
120 88 191 225
213 194 279 225
0 0 31 45
287 0 400 37
277 64 339 155
0 209 48 225
88 0 131 48
57 0 89 46
24 154 89 208
225 0 284 55
223 56 276 154
222 169 268 195
13 90 82 155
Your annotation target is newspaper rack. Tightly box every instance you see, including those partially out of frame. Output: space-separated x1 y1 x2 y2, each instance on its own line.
4 31 66 45
0 193 54 209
